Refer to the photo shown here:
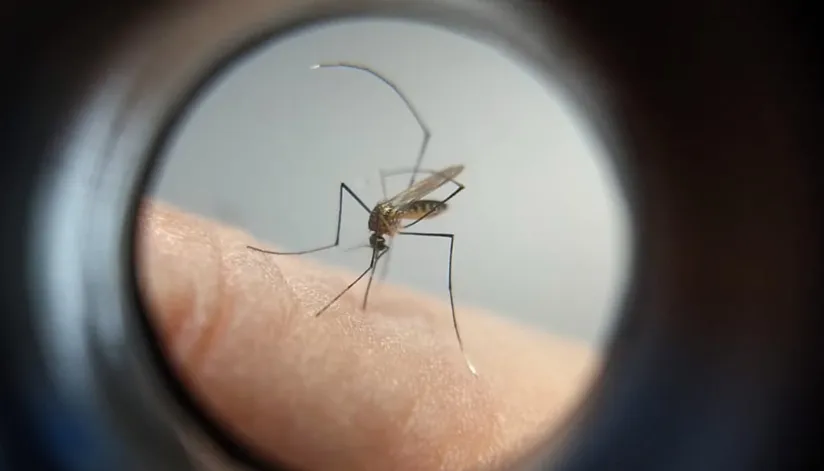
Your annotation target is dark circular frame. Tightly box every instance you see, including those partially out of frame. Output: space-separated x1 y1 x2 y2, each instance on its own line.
2 1 822 471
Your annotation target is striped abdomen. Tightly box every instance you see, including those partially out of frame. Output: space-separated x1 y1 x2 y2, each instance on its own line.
398 199 448 221
368 200 448 236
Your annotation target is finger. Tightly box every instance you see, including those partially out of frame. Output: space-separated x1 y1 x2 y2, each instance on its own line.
135 199 598 471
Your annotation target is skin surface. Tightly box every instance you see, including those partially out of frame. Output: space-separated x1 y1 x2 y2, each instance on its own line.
135 200 599 471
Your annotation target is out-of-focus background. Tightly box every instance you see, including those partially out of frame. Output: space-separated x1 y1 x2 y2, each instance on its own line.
149 18 631 348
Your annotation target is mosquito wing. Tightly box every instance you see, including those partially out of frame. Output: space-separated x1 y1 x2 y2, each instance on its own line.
386 164 464 207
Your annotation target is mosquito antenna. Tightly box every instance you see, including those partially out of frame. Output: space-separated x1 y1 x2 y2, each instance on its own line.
312 62 431 188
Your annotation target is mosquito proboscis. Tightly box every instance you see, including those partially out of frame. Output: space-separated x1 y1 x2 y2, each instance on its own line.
247 63 476 376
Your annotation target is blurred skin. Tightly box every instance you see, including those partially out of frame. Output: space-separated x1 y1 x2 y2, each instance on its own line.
135 200 599 471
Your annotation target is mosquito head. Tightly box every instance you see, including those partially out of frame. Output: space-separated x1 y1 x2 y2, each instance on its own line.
369 233 388 251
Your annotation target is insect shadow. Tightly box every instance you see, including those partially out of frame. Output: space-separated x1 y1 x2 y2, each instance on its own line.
247 62 476 376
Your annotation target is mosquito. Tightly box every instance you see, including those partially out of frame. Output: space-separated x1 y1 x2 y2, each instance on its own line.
246 62 477 376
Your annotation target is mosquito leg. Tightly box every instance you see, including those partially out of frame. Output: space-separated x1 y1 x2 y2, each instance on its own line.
407 120 430 188
377 167 440 283
378 166 463 198
377 166 439 284
312 62 431 189
377 169 464 283
314 247 388 317
377 246 393 285
378 172 464 281
398 231 477 376
247 182 371 256
379 168 390 200
362 246 389 310
401 183 465 231
372 167 395 284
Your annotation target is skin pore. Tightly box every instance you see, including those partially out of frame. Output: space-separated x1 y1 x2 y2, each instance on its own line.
135 200 598 471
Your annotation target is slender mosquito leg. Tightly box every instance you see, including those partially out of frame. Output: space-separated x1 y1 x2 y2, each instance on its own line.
376 167 463 282
246 182 371 256
378 167 460 200
314 247 388 317
377 244 393 284
377 169 395 283
378 167 461 192
362 246 386 310
402 184 465 230
379 169 390 200
407 129 430 188
312 62 431 189
398 231 476 376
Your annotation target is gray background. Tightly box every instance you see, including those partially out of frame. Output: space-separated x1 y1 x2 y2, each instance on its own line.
149 19 631 348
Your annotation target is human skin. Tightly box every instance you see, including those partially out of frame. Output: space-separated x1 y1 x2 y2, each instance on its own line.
135 200 599 471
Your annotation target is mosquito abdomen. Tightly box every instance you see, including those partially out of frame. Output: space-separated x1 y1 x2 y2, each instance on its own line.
399 200 448 220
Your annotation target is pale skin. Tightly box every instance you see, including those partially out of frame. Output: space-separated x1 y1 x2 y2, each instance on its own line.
135 200 599 471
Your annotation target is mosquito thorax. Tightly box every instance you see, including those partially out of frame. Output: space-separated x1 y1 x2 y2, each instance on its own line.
368 201 400 235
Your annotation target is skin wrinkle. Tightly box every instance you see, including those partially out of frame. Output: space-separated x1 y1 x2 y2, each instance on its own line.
186 229 229 374
136 200 598 471
146 211 195 344
141 208 203 358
